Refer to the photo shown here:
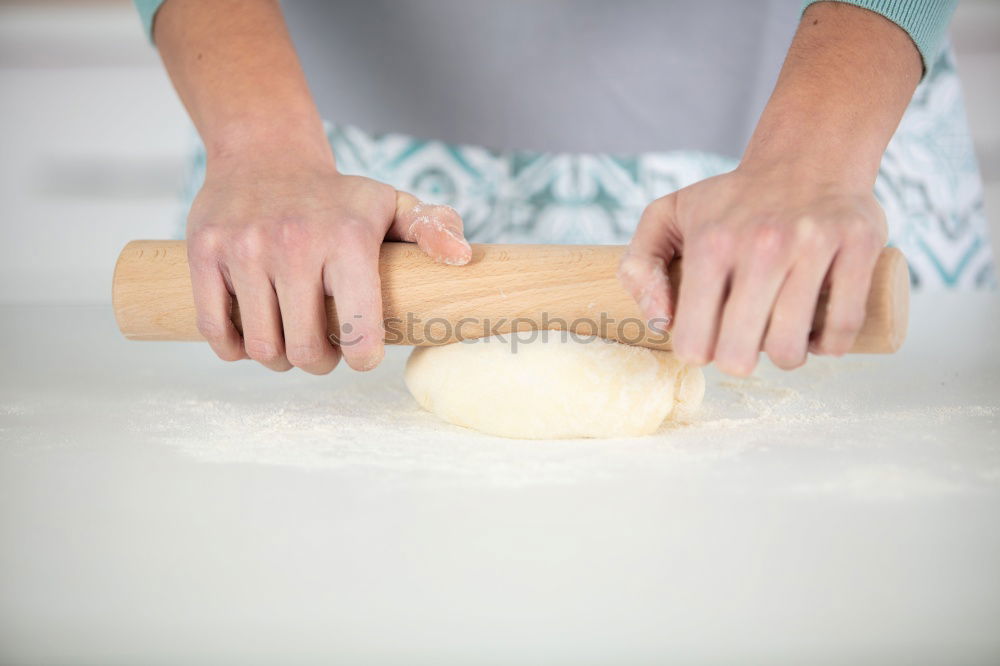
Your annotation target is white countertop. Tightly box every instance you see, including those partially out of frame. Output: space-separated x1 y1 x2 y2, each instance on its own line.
1 294 999 665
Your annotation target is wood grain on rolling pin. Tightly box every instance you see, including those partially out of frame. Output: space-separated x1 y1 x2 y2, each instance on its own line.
112 240 909 353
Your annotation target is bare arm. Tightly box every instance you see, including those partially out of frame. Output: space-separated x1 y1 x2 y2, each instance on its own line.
155 0 331 167
741 1 921 187
620 1 921 375
153 0 470 374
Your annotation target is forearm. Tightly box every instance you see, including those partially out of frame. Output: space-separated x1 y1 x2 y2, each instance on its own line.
740 1 922 188
154 0 332 168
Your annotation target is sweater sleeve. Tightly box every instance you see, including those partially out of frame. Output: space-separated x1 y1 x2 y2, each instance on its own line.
133 0 953 75
134 0 167 43
802 0 957 76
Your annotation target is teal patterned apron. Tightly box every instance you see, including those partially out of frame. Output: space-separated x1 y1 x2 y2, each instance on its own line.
182 45 994 290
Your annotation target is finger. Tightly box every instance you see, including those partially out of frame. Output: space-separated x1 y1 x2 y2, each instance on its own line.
188 254 247 362
325 229 385 371
670 226 735 366
763 247 835 370
618 195 681 331
713 224 795 377
619 250 673 333
388 190 472 266
811 236 883 357
230 270 292 372
274 268 341 375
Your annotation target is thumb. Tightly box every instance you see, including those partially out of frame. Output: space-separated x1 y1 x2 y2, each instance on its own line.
387 190 472 266
618 194 681 333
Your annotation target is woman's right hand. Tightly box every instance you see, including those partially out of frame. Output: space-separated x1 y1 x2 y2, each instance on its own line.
186 152 471 374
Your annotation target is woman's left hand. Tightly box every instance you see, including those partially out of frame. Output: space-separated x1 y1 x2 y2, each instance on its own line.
618 164 887 376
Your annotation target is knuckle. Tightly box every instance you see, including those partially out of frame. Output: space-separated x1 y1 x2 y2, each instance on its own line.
231 227 267 263
843 217 883 248
330 220 374 259
330 216 361 240
792 216 829 251
373 181 396 203
211 342 243 362
286 342 327 367
616 254 649 290
749 221 789 256
817 334 851 357
694 225 736 259
643 195 672 219
438 203 462 221
337 215 370 235
213 344 244 363
430 204 464 230
189 225 225 255
244 337 282 363
273 217 312 251
832 308 865 336
821 313 865 354
637 195 676 232
196 316 226 342
615 269 638 296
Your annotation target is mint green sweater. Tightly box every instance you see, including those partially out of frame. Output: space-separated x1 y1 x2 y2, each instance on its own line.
802 0 956 74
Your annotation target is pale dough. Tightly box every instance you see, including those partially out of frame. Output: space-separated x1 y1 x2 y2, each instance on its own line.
404 333 704 439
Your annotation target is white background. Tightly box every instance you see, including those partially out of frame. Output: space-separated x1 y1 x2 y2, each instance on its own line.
1 5 998 663
0 0 998 304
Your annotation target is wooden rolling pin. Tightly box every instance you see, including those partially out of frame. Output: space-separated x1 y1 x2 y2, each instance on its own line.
112 240 909 353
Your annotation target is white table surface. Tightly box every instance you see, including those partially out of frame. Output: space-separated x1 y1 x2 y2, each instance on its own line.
1 294 998 665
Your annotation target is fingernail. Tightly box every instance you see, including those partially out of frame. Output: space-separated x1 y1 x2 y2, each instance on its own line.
444 226 471 248
638 286 669 329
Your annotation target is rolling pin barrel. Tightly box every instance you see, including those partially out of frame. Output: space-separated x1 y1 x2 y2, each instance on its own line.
112 240 909 353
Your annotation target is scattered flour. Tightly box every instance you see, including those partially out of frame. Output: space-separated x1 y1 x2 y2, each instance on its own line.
1 402 32 417
119 355 1000 493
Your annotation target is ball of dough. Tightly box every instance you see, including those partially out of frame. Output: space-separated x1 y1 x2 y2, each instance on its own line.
404 333 704 439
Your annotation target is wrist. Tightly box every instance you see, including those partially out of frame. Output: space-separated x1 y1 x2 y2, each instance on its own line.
737 153 878 192
733 149 877 195
203 113 335 172
736 2 922 193
739 113 883 191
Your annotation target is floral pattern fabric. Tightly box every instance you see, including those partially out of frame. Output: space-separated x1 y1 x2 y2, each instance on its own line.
182 45 994 290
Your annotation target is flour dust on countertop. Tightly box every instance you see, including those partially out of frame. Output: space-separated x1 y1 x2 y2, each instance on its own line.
90 355 1000 494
